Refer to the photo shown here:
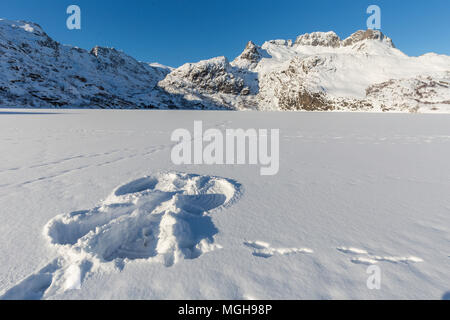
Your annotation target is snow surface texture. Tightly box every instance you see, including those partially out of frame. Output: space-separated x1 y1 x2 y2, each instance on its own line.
0 110 449 299
1 171 240 299
1 19 449 112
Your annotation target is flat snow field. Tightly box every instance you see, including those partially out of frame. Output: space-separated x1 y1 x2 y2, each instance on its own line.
0 109 449 300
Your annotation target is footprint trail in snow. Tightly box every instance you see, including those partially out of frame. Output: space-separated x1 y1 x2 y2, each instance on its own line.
336 247 423 265
0 172 241 300
244 241 313 258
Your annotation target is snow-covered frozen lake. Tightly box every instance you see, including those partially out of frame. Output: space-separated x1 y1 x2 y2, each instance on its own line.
0 109 449 300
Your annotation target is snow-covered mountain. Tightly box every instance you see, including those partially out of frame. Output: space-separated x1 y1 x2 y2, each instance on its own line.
0 19 172 108
1 19 449 112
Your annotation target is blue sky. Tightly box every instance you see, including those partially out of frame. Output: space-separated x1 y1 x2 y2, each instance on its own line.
1 0 449 67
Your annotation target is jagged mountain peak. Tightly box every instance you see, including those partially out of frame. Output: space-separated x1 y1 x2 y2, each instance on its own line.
342 29 395 48
232 41 269 69
241 41 260 57
294 31 341 48
292 29 395 49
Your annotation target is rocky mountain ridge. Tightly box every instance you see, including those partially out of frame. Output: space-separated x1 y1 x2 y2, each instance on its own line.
1 19 449 112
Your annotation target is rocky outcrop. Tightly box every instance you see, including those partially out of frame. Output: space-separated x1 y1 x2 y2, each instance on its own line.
292 29 394 49
366 73 450 112
258 56 333 111
160 57 246 95
342 29 395 48
231 41 269 69
294 31 341 48
158 56 254 110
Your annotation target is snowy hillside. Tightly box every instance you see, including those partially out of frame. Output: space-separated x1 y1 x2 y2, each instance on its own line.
0 19 172 108
1 19 449 112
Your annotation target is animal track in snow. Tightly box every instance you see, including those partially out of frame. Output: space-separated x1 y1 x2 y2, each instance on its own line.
1 172 240 300
336 247 369 255
244 241 313 258
336 247 423 265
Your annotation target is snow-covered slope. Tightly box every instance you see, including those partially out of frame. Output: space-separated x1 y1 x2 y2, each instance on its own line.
0 19 171 108
254 30 450 112
162 29 450 113
1 19 449 112
158 56 256 110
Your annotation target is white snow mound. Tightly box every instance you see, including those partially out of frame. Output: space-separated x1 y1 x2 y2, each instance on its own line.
1 172 241 300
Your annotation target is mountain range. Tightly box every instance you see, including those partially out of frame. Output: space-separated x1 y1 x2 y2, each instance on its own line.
1 19 449 112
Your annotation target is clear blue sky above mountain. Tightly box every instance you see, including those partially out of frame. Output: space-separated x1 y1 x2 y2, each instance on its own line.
1 0 449 67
